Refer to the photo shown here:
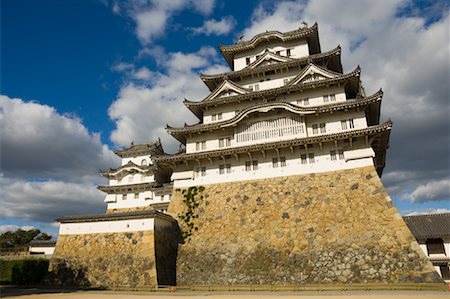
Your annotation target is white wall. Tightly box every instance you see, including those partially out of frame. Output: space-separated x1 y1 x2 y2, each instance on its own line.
121 155 153 166
59 218 155 235
29 246 55 255
174 142 375 188
233 39 309 71
109 173 155 186
105 190 171 210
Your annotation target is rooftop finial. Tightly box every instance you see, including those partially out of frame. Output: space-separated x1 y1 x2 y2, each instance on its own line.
237 35 244 44
131 141 134 146
301 21 308 28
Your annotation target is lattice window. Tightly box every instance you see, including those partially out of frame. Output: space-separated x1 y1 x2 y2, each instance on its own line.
236 115 304 143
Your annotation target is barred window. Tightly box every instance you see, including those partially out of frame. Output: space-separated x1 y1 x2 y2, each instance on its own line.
330 94 336 101
349 118 355 129
338 150 344 160
301 154 307 164
280 156 286 167
245 161 251 171
309 153 315 163
272 157 278 168
252 160 258 170
330 150 337 161
320 123 326 133
341 120 348 130
312 124 318 134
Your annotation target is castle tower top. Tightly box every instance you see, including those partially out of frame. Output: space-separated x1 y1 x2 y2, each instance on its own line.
219 22 321 71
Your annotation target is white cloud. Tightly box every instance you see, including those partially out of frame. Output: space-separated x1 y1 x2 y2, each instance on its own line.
133 67 153 80
0 95 119 182
0 225 36 234
241 2 307 40
134 9 169 44
108 47 227 152
191 0 215 15
0 95 117 224
239 0 450 203
0 176 105 223
114 0 216 45
192 16 236 36
401 180 450 202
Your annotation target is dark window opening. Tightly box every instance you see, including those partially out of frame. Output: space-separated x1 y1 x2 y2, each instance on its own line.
440 265 450 279
426 238 445 255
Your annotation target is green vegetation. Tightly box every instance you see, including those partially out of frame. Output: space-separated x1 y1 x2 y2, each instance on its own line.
0 229 51 249
176 186 205 241
0 258 49 285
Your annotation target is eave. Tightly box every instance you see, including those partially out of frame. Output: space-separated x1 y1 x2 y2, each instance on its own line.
156 121 392 164
100 161 157 178
200 46 342 91
169 90 383 144
97 182 158 194
219 23 321 69
184 66 361 119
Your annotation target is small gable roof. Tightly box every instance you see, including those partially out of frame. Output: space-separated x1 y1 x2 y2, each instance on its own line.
288 63 343 86
202 79 250 102
246 51 292 69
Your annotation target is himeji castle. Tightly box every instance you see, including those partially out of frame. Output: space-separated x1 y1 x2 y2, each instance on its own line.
47 23 445 290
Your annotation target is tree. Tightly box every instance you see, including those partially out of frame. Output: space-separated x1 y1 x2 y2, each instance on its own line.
0 229 52 248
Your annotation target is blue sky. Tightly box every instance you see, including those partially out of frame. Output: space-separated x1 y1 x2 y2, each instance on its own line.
1 0 449 237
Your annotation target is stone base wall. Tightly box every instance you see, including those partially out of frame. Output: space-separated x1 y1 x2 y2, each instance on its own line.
168 165 442 285
46 231 157 288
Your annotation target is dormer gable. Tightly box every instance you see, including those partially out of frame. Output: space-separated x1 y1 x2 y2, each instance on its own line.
247 51 292 69
288 63 341 86
203 79 249 102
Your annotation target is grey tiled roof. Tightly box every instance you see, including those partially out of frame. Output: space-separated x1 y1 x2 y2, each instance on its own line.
29 240 56 247
403 213 450 239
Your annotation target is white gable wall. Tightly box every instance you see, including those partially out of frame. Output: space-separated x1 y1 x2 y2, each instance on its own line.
233 39 309 71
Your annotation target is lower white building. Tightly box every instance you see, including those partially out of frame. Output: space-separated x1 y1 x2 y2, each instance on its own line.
404 213 450 282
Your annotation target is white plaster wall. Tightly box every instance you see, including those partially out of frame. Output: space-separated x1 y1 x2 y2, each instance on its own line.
233 40 309 71
109 173 155 186
29 246 55 255
121 155 153 166
174 143 375 188
305 110 367 136
59 218 155 235
444 240 450 256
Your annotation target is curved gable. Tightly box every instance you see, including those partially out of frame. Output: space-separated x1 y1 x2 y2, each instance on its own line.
289 63 342 85
247 51 292 69
203 80 249 102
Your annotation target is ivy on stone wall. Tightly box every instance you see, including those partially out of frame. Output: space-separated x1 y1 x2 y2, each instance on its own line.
176 186 205 241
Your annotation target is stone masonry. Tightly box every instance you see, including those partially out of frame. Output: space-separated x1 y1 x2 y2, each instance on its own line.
168 165 442 285
47 231 158 288
46 211 179 288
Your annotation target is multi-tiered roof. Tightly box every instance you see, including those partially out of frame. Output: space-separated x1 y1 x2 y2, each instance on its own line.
156 23 391 176
98 139 173 212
